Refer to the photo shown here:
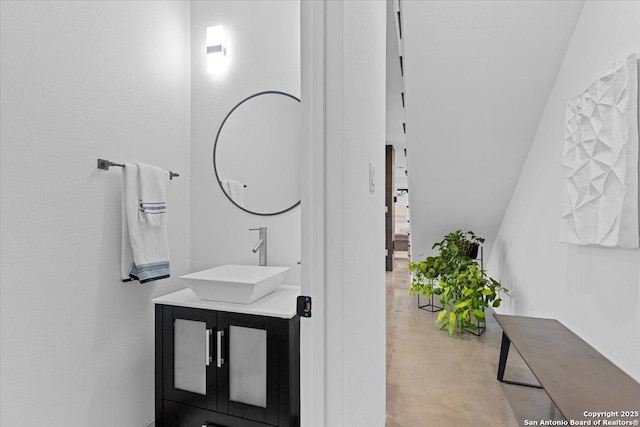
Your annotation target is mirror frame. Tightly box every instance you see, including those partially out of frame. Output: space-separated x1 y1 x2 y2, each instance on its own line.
213 90 301 216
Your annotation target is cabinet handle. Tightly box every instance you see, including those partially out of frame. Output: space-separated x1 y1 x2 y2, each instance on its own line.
205 329 212 366
216 329 225 368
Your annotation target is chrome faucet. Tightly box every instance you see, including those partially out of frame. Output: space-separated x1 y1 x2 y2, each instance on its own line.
249 227 267 266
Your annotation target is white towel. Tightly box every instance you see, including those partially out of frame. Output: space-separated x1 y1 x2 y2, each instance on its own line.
222 179 245 207
121 164 170 283
137 163 168 227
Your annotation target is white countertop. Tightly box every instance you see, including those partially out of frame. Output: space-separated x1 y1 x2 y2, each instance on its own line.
152 285 300 319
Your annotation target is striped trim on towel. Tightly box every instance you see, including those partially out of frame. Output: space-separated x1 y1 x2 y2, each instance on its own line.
129 261 170 283
139 201 167 216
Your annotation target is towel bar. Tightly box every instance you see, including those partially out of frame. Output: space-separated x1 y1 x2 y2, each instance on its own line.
219 180 247 188
97 158 179 180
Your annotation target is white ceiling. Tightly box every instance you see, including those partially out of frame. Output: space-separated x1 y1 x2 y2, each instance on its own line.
397 0 584 257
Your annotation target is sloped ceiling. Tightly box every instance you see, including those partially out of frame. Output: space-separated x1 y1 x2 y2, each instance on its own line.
386 0 407 190
400 0 584 258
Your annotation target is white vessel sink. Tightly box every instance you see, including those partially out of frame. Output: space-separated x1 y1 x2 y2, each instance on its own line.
180 265 290 304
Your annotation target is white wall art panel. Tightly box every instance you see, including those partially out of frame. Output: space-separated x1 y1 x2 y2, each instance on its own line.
561 53 639 248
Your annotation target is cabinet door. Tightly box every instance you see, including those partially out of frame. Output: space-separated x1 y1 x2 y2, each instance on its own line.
163 306 217 411
216 312 281 425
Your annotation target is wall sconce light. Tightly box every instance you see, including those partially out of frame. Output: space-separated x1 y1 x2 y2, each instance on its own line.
207 25 227 74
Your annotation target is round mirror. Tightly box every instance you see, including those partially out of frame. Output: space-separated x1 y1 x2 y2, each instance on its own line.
213 91 300 216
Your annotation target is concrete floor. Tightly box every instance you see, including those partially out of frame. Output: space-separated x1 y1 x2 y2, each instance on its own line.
385 255 563 427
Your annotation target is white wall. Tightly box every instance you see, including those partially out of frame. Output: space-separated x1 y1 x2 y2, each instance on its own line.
487 1 640 381
190 1 301 283
341 2 387 423
322 1 387 425
0 2 191 426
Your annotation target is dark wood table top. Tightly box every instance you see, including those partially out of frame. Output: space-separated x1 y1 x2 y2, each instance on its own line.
494 314 640 423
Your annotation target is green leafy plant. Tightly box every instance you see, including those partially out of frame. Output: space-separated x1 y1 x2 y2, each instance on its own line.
409 230 509 336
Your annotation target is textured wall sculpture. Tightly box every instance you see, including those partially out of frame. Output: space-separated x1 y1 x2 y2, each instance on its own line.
561 53 639 248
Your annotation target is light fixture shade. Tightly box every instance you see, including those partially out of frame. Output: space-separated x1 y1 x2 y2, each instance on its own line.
207 25 227 74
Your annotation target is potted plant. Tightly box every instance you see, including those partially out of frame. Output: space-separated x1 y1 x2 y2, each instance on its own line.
409 230 509 336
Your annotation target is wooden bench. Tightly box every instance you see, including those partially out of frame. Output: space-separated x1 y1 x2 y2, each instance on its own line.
494 314 640 423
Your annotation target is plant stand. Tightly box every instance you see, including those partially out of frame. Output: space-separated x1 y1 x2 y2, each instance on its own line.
417 293 443 312
464 318 486 336
464 246 486 336
474 245 484 271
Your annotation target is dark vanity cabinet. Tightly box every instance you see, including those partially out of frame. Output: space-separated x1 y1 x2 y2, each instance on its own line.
155 302 300 427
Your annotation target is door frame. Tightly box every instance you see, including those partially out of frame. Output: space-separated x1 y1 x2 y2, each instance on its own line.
300 1 329 425
300 1 348 425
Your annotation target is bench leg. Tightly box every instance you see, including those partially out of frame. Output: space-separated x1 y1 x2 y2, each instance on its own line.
497 331 543 389
497 332 510 382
